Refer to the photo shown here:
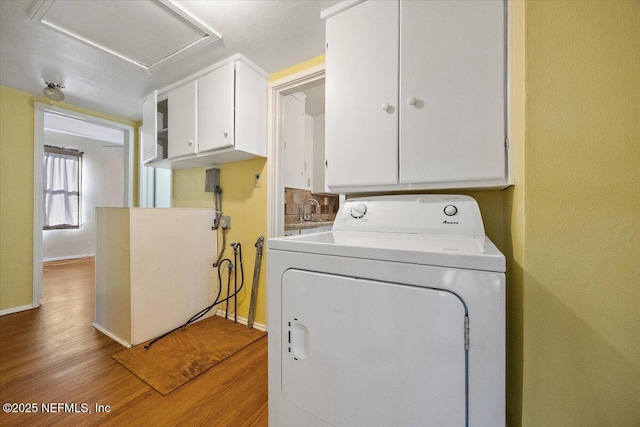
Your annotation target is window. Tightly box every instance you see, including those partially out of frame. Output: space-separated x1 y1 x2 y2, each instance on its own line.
43 145 82 229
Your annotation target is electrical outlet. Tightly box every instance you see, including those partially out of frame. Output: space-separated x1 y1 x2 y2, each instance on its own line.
255 174 261 188
220 216 231 229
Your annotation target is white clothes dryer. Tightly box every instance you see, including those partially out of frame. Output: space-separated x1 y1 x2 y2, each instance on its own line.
268 194 505 426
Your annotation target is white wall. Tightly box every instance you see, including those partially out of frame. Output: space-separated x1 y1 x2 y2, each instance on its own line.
43 131 124 261
94 208 218 346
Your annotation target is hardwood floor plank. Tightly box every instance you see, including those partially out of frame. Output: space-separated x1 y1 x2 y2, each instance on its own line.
0 258 268 426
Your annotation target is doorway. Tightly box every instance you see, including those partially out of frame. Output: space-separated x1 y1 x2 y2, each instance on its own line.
33 103 134 307
268 64 339 238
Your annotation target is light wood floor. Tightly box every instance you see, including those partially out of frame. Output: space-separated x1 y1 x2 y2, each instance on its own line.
0 258 268 426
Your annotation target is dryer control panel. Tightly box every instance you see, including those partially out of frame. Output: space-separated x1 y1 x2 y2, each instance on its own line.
334 194 486 236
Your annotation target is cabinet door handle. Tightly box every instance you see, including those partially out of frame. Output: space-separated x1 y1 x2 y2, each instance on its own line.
188 139 193 146
381 102 391 112
223 130 229 137
407 96 417 106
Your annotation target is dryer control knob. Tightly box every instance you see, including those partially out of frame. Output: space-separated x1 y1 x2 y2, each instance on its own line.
444 205 458 216
350 203 368 219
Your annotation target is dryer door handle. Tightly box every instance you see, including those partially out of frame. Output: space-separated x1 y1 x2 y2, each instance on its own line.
289 322 309 360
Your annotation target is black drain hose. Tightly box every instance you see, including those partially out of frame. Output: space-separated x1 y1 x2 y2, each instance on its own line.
145 243 244 349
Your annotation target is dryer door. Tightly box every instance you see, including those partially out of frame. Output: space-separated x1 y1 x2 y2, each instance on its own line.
281 269 467 427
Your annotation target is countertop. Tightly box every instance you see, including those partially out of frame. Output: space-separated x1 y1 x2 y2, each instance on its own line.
284 220 334 231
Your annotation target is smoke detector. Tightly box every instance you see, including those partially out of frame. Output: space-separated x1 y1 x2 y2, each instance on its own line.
43 82 65 101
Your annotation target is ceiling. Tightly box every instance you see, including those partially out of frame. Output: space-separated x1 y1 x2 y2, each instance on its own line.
0 0 340 121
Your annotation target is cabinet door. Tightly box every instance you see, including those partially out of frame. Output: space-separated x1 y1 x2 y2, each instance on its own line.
282 94 305 189
399 0 506 183
235 60 267 157
304 113 314 190
325 0 399 188
168 80 198 158
312 114 327 194
198 62 234 153
141 91 157 163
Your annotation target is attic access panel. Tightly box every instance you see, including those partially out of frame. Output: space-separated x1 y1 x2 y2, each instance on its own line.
29 0 221 73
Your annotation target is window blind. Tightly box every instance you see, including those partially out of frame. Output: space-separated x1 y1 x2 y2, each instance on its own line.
43 145 83 229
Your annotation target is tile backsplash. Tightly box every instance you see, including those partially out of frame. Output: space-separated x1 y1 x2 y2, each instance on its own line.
285 188 340 223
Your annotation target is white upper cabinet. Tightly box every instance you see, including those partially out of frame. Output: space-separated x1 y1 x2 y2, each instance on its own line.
198 61 235 153
399 0 506 184
304 113 314 190
142 91 169 164
234 60 269 162
143 54 268 169
168 80 198 158
283 93 306 190
325 0 399 188
324 0 509 193
311 114 327 194
141 90 158 163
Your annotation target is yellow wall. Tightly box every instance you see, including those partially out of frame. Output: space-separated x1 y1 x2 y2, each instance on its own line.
518 1 640 425
269 54 326 82
172 159 268 325
505 0 527 423
0 88 35 310
0 86 139 312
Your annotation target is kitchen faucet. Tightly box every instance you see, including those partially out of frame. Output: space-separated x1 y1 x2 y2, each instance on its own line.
300 198 321 221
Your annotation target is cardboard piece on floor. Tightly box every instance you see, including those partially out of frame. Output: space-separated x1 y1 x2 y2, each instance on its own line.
113 315 266 395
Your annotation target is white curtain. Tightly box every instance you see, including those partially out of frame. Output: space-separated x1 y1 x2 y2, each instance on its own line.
43 150 81 228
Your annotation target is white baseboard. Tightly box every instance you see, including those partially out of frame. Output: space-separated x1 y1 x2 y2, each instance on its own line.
92 322 132 348
215 310 267 332
0 304 34 316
